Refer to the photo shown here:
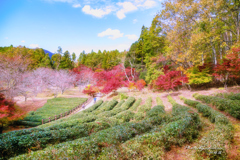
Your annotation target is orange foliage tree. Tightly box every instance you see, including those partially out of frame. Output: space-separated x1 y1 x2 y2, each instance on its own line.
136 79 146 91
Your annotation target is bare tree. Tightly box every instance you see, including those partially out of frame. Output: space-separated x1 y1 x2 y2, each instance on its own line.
47 69 75 97
0 55 29 100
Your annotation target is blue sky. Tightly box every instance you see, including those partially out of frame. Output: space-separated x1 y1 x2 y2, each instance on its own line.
0 0 162 56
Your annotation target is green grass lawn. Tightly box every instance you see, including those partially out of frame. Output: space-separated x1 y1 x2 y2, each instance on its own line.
23 97 87 123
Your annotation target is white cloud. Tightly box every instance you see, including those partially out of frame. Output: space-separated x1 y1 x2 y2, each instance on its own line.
116 2 138 19
72 4 81 8
29 44 39 48
133 19 138 24
140 0 156 8
82 5 112 18
126 34 138 41
134 0 157 8
98 28 124 40
21 40 25 43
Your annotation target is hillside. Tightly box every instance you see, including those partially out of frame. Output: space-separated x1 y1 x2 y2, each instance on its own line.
1 87 240 159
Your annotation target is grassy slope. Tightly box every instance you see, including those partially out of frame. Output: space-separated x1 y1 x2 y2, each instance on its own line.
23 97 87 122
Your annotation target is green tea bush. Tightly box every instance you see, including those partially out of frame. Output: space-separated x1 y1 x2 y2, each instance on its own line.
215 92 240 100
182 97 234 159
146 105 165 118
194 94 240 119
1 121 111 159
96 99 118 113
134 112 145 121
120 97 136 110
156 97 164 106
114 100 125 108
119 93 128 100
14 120 41 127
114 110 135 122
138 97 152 113
180 96 200 108
128 98 142 111
82 100 103 113
11 122 153 160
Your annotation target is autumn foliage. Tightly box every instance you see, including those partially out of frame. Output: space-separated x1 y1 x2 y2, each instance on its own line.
0 94 24 132
136 79 146 91
213 48 240 88
154 66 188 91
82 85 98 96
94 65 125 94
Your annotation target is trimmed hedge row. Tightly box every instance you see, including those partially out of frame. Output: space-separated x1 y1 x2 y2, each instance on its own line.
11 122 153 160
114 100 125 108
146 105 165 118
93 99 118 115
83 100 103 113
113 110 135 122
134 112 145 121
181 97 234 159
8 97 163 160
97 100 201 159
193 93 240 119
138 97 152 113
120 97 136 110
14 120 41 127
156 97 164 106
1 121 111 159
215 92 240 100
128 98 142 111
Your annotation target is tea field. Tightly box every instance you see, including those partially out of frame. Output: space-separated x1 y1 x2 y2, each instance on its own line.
1 92 239 159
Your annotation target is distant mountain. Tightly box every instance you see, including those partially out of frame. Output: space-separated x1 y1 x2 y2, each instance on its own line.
43 49 54 58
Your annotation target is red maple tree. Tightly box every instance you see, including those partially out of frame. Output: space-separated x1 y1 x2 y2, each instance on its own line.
0 94 25 133
94 65 125 94
155 66 188 91
213 47 240 88
82 85 98 97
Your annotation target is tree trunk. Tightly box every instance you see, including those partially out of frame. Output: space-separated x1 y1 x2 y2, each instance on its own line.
210 38 217 65
122 64 130 82
0 124 3 134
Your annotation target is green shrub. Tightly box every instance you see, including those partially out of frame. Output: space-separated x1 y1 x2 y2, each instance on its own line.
83 100 103 113
194 94 240 119
156 97 163 106
120 97 136 110
182 98 200 108
1 121 111 159
182 97 234 159
146 105 165 118
114 110 135 122
215 92 240 100
134 112 145 121
138 97 152 113
14 120 41 127
128 98 142 111
97 99 118 112
11 122 153 160
119 93 128 100
114 100 125 108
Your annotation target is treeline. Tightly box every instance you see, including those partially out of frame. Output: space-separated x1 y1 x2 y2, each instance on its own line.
78 49 123 70
0 45 75 70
